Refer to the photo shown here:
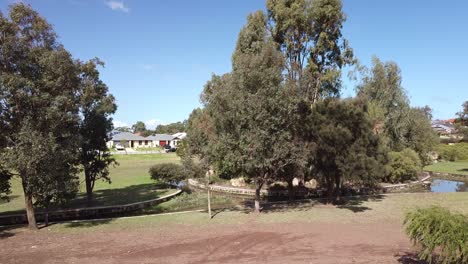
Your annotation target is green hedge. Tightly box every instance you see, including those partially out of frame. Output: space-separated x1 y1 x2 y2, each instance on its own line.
386 148 422 183
149 163 184 185
435 143 468 161
404 206 468 264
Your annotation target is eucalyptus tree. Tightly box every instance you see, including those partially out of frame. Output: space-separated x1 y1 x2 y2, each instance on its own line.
266 0 354 103
200 11 306 212
0 4 82 229
356 57 437 164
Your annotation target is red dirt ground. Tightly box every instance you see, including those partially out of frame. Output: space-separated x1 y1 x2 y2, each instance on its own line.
0 219 418 264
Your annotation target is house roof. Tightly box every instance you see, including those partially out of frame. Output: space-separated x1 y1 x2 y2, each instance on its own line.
111 132 147 141
172 132 187 139
146 134 174 141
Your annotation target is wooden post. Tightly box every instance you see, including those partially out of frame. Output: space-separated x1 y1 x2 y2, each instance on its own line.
207 172 212 219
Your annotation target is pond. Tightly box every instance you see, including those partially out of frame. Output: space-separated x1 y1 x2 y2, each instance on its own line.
430 179 467 193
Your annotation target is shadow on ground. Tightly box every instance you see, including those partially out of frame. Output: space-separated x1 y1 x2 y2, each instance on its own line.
0 225 18 239
395 252 426 264
63 218 114 228
235 194 386 214
0 183 171 217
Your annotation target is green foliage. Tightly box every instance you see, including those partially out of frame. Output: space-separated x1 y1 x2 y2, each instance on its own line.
267 0 353 102
404 207 468 264
149 163 185 185
435 143 468 161
78 58 117 203
0 166 12 201
132 121 146 133
404 107 439 165
0 3 83 226
154 121 187 135
455 101 468 142
386 149 422 183
307 98 388 197
356 57 437 164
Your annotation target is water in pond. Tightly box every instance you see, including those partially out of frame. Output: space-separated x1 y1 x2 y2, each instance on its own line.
430 179 467 193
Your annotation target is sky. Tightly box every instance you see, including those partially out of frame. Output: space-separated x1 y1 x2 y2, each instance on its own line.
1 0 467 128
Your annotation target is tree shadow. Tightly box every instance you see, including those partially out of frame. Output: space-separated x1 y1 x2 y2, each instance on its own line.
395 252 426 264
62 218 114 228
0 225 20 239
237 194 386 214
0 195 20 205
68 183 172 208
457 168 468 172
334 195 385 213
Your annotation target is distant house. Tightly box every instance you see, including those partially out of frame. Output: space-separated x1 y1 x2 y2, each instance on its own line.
107 131 187 150
107 132 151 149
147 134 174 147
431 120 456 135
171 132 187 148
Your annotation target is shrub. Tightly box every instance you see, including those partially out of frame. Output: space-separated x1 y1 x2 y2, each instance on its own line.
181 157 205 179
404 206 468 264
149 163 184 185
386 148 422 183
435 143 468 161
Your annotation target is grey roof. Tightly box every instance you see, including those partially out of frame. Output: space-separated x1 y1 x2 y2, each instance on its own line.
111 132 147 141
146 134 174 141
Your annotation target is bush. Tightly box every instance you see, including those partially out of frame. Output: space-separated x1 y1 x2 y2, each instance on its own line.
404 206 468 264
386 148 422 183
435 143 468 161
149 163 184 185
181 157 205 179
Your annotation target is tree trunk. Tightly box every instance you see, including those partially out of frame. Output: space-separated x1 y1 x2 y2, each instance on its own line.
24 193 37 230
287 179 295 202
254 179 263 213
334 176 341 203
326 177 334 204
85 170 93 206
44 207 49 227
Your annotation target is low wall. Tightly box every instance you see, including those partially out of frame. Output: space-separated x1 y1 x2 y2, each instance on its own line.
0 189 182 226
188 179 313 198
425 171 468 182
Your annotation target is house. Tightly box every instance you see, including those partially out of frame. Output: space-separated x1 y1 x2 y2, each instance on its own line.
147 134 174 147
171 132 187 148
107 132 151 149
431 120 456 135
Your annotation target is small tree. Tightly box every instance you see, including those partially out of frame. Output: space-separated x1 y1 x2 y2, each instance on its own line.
78 59 118 205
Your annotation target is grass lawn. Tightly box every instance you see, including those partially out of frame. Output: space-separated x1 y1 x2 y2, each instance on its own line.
42 192 468 232
424 160 468 175
0 153 180 215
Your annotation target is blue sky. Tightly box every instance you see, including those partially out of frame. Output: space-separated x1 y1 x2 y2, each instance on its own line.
1 0 467 128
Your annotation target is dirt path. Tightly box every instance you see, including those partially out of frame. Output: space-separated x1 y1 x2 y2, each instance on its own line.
0 220 416 264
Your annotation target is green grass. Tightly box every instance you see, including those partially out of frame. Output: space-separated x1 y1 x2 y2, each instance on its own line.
37 192 468 233
0 153 180 214
143 191 237 214
135 147 163 152
424 160 468 176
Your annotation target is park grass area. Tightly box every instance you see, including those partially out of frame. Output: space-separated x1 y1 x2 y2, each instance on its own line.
42 192 468 232
0 153 180 215
424 160 468 176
